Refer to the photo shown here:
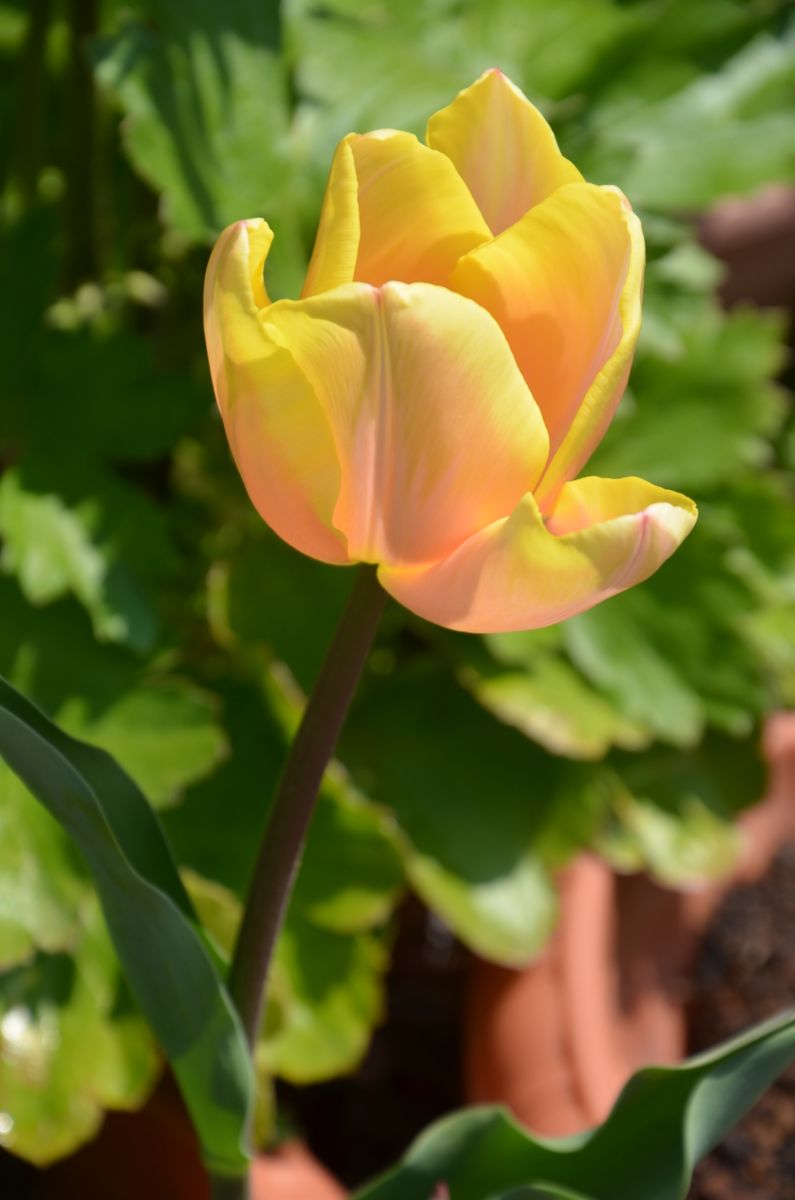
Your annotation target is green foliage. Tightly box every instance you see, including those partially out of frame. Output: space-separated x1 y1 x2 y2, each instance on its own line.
353 1012 795 1200
0 896 158 1165
0 0 794 1165
0 675 253 1174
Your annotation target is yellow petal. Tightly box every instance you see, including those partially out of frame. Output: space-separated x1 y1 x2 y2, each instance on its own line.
302 131 491 297
204 220 348 564
452 182 644 509
264 281 549 567
426 69 582 235
378 476 696 633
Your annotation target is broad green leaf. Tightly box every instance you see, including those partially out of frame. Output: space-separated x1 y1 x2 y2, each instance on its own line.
207 533 354 693
293 784 404 934
342 662 606 965
0 583 226 808
187 872 390 1093
0 898 158 1165
93 2 306 294
597 733 765 885
353 1012 795 1200
0 766 86 969
589 304 786 492
0 675 253 1174
564 597 704 748
164 679 404 930
451 633 648 761
60 682 227 811
0 465 170 654
264 919 388 1085
583 29 795 209
0 216 211 467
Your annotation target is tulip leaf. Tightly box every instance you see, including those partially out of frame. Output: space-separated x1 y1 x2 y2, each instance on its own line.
353 1011 795 1200
0 675 253 1175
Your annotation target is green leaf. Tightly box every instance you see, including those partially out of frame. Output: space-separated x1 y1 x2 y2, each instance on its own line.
597 732 765 885
451 632 648 761
342 662 605 965
186 871 390 1092
588 304 786 493
0 766 86 969
264 918 388 1085
0 898 158 1165
0 466 164 654
207 533 355 694
164 678 404 928
60 681 227 811
0 675 253 1175
353 1012 795 1200
564 596 705 748
293 782 404 934
0 584 226 809
93 2 306 293
583 29 795 209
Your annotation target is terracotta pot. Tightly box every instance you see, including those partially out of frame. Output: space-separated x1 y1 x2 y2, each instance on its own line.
250 1142 346 1200
465 716 795 1136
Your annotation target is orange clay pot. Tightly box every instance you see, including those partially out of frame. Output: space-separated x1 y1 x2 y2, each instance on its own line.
250 1142 346 1200
465 715 795 1136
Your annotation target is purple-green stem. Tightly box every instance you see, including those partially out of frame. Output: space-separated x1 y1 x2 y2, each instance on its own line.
209 564 387 1200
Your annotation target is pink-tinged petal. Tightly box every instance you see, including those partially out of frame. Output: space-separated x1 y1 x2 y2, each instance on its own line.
204 219 348 564
302 131 491 297
264 281 549 567
426 69 582 235
452 183 644 509
378 476 696 634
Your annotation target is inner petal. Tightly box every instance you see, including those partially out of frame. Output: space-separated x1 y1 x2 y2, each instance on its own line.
452 183 641 472
302 131 491 298
426 69 582 235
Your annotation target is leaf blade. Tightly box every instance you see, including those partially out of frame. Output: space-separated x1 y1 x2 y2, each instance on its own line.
0 675 253 1175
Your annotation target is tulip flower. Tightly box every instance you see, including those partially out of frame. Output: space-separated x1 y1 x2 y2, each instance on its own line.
204 70 696 633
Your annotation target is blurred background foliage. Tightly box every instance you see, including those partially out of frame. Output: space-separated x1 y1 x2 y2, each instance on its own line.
0 0 794 1165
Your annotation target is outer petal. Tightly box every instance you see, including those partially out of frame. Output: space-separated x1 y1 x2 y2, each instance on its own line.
302 131 491 297
378 476 696 634
204 219 348 564
426 69 582 235
452 183 644 510
263 282 550 567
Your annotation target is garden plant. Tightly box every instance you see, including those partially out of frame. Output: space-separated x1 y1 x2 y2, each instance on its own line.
1 1 795 1198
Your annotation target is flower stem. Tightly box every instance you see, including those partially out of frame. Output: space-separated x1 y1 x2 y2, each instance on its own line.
208 565 385 1199
227 563 386 1045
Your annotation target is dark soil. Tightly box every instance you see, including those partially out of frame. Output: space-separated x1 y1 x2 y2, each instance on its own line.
687 844 795 1199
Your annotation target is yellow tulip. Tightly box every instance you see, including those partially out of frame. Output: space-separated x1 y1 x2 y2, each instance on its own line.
204 70 696 633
